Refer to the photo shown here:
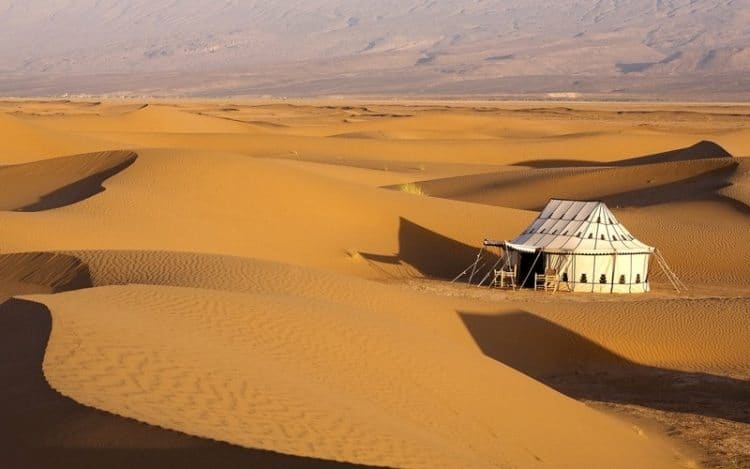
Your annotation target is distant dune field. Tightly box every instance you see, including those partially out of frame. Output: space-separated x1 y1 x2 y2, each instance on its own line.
0 100 748 468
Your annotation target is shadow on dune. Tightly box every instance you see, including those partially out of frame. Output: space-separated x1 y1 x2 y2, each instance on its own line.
0 151 137 212
19 155 136 212
0 252 93 300
413 157 745 212
360 217 498 280
513 140 733 169
0 298 372 469
615 140 732 166
460 311 750 425
601 161 750 213
504 159 745 212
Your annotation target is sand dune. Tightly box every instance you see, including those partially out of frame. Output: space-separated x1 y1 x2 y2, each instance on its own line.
1 100 749 468
460 297 750 379
0 112 115 163
24 280 685 468
0 147 533 279
24 104 260 135
0 252 89 300
0 298 367 469
720 157 750 208
0 150 136 211
513 140 734 168
6 100 750 163
413 155 739 210
13 248 746 379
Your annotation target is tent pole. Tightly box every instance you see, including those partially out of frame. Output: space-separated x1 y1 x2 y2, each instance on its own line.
519 250 543 289
629 253 633 294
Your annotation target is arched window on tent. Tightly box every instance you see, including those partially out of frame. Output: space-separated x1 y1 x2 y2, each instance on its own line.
619 275 626 284
635 274 641 283
599 274 607 284
580 273 588 283
588 233 593 239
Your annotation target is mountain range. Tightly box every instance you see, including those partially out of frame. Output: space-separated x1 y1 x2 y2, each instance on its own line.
1 0 749 98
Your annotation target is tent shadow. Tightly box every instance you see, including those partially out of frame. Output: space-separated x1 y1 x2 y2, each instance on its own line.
360 217 498 280
459 311 750 425
0 298 372 469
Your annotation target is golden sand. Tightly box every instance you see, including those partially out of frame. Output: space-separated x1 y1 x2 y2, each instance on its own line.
0 99 748 468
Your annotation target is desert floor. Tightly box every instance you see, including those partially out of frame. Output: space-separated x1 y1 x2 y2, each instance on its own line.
0 99 748 468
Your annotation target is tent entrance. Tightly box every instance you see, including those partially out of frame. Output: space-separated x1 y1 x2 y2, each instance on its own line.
517 251 545 288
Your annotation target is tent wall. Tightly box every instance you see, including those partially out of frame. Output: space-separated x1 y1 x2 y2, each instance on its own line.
517 252 651 293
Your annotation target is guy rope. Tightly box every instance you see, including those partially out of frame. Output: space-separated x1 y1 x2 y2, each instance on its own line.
452 246 485 283
653 248 688 293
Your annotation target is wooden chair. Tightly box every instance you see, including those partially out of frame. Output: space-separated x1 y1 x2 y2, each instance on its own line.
492 265 517 289
535 268 559 292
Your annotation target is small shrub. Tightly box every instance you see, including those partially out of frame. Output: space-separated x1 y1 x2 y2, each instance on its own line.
399 182 427 196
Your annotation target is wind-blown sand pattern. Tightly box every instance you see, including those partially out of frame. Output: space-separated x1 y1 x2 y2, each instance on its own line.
0 100 748 468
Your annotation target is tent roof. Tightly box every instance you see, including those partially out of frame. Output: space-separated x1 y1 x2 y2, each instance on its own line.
485 199 654 255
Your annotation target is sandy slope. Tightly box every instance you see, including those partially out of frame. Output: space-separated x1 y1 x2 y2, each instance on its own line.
0 112 117 163
459 296 750 378
0 147 532 279
0 150 136 211
26 281 685 469
1 100 749 468
0 296 366 469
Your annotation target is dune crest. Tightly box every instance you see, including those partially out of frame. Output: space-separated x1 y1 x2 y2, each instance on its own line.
0 113 116 163
0 151 137 211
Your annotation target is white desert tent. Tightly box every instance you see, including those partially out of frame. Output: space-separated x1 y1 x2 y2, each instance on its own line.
480 199 682 293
